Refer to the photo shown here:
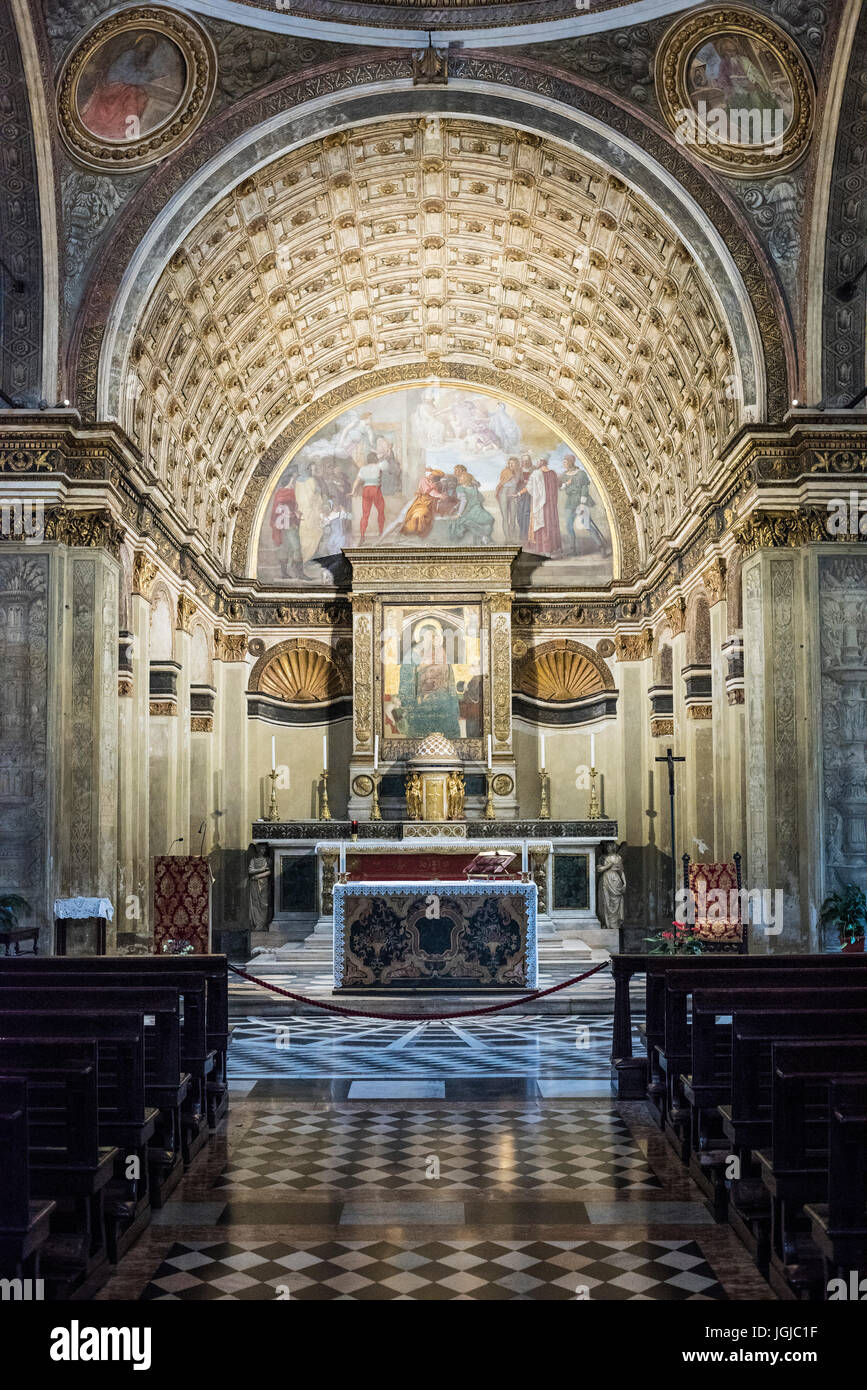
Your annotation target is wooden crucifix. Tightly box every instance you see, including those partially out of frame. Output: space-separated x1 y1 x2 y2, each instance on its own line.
655 746 686 912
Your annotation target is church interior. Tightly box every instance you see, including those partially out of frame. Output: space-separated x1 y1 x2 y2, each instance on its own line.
2 0 867 1340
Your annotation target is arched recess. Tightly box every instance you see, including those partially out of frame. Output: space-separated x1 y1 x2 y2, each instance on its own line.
86 83 774 424
514 639 614 701
189 622 213 686
149 586 175 662
67 73 793 576
653 624 674 687
248 637 350 702
685 592 712 668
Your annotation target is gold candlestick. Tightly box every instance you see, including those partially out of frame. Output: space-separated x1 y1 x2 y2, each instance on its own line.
265 768 280 822
370 772 382 822
539 769 551 820
587 765 601 820
484 770 496 821
319 769 332 821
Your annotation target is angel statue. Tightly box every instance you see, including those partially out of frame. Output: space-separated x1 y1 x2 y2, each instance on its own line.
446 769 465 821
405 771 423 821
597 841 627 931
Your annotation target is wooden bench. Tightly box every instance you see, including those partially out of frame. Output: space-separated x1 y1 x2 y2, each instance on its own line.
755 1045 867 1298
0 1035 156 1263
806 1079 867 1288
0 969 212 1160
0 999 189 1207
0 1055 118 1298
0 1077 55 1283
0 954 229 1125
638 954 867 1117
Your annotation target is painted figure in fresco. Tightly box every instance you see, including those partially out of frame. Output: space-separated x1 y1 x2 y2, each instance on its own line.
397 624 461 738
336 410 377 468
446 770 465 821
246 842 271 932
527 458 562 558
489 401 521 454
449 467 495 545
79 32 183 142
572 501 611 557
436 474 460 518
315 497 353 556
496 456 522 542
401 467 446 538
375 436 402 496
353 451 386 541
516 453 533 544
559 454 591 556
598 841 627 931
405 772 423 821
269 465 303 578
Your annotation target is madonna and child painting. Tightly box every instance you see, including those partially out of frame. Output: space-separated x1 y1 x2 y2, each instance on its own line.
256 385 614 587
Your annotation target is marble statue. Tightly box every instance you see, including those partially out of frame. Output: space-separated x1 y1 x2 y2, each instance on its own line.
597 841 627 931
246 841 271 931
446 769 465 820
405 771 423 821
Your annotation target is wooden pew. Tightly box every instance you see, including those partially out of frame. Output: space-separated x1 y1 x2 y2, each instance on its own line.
0 1003 188 1206
641 954 867 1119
682 992 867 1230
0 1055 118 1298
0 969 212 1161
0 1036 156 1263
657 968 867 1144
0 954 229 1125
756 1045 867 1299
806 1079 867 1290
0 1077 55 1284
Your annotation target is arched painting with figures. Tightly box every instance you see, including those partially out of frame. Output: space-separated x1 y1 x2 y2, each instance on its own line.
254 385 614 587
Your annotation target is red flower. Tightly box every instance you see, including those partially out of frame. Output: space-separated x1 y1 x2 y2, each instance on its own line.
662 931 673 939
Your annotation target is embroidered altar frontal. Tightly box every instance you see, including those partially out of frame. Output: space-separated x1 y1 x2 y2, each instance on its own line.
333 881 538 992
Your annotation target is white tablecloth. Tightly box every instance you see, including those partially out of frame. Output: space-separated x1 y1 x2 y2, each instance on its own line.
53 897 114 921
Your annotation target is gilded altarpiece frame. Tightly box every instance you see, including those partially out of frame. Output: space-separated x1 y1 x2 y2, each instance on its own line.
346 549 517 818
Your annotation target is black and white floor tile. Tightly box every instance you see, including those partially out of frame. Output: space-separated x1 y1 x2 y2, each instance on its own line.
213 1106 662 1191
227 1015 641 1082
141 1237 725 1300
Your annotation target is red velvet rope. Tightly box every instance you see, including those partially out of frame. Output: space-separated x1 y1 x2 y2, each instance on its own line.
228 959 608 1021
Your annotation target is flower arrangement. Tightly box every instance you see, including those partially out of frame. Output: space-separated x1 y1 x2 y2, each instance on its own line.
645 919 704 955
161 938 195 955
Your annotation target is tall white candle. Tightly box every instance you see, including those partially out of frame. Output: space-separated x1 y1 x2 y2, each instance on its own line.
322 733 328 771
374 734 379 771
487 734 492 770
539 734 546 771
271 735 276 771
590 732 596 767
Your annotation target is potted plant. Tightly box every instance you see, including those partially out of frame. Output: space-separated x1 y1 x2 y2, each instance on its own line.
819 884 867 952
645 920 705 955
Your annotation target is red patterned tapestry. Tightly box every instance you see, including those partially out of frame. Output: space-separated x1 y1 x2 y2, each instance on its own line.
153 857 211 954
687 860 743 945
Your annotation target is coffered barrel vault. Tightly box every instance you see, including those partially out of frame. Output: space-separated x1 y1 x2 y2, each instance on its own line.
118 118 742 577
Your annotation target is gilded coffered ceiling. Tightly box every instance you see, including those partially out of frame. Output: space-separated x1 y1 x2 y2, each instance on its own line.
122 117 739 572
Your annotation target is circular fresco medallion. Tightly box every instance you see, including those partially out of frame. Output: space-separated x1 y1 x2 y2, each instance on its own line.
491 773 515 797
655 8 814 176
57 7 215 171
352 774 375 798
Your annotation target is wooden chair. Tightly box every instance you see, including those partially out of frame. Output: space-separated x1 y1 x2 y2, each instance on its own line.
682 852 746 953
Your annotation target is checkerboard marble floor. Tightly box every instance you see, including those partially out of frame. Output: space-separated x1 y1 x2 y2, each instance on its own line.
213 1106 662 1192
140 1236 725 1301
98 1098 775 1303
